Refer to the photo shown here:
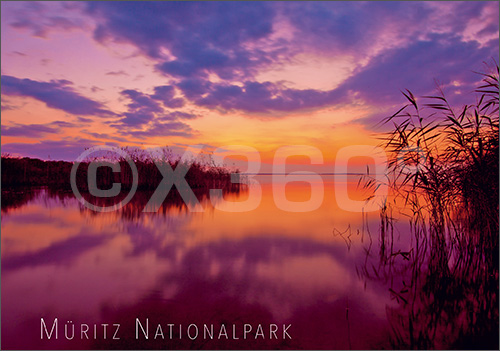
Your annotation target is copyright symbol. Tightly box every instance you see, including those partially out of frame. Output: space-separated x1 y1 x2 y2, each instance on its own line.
70 146 138 213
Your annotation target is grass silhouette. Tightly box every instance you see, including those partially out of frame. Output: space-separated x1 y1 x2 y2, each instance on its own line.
360 61 499 349
2 147 241 191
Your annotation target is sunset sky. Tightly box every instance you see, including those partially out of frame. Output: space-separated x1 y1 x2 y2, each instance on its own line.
1 1 499 171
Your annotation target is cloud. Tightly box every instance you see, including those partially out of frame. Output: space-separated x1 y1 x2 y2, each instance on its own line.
1 121 77 138
150 85 185 108
283 2 408 56
116 87 192 129
6 1 85 38
156 46 231 78
86 2 279 79
161 111 198 121
119 120 196 139
121 89 163 113
176 78 213 100
105 70 129 76
81 2 498 118
76 116 94 123
2 124 58 138
1 138 120 161
119 110 156 127
2 1 498 140
1 75 115 116
84 2 498 84
332 34 499 107
108 86 198 138
178 80 337 114
11 15 81 37
283 2 498 59
81 130 130 143
174 33 498 115
117 89 166 127
1 104 15 112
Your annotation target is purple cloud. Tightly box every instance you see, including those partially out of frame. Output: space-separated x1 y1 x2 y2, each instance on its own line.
76 116 94 123
105 70 129 76
1 75 115 117
1 121 78 138
178 80 337 114
86 2 278 79
150 85 185 108
119 120 195 139
1 138 120 161
174 33 498 115
2 124 58 138
106 86 198 138
119 110 156 127
1 103 15 112
161 111 198 121
11 15 81 38
2 1 498 131
116 86 194 133
121 89 163 114
6 1 85 38
81 130 130 143
333 34 499 107
156 46 231 78
82 2 498 117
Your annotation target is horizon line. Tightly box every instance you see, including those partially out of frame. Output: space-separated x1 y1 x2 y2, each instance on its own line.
240 172 372 176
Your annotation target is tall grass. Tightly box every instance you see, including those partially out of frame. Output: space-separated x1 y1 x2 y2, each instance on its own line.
360 62 499 349
1 147 241 191
1 147 244 214
1 157 73 188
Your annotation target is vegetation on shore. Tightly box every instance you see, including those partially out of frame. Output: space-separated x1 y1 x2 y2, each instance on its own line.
360 62 499 349
1 148 244 214
1 147 241 191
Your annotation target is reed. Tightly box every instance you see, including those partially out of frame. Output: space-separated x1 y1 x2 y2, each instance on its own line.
1 147 240 192
360 62 499 349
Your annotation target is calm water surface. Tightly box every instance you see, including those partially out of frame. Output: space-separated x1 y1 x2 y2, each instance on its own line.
0 176 435 349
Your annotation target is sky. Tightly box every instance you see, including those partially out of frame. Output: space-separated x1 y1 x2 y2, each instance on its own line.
1 1 499 171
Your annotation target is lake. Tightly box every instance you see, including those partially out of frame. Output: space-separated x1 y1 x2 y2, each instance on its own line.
1 176 496 349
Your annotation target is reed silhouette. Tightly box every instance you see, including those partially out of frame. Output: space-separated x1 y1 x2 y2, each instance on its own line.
2 148 239 190
359 62 499 349
0 187 248 221
1 156 73 188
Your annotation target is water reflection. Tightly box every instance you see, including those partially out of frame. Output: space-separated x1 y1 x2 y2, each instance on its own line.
357 205 499 350
2 177 496 349
2 178 392 350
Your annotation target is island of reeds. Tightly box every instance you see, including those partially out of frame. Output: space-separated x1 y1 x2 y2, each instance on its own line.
1 147 244 214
